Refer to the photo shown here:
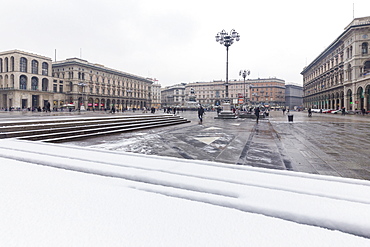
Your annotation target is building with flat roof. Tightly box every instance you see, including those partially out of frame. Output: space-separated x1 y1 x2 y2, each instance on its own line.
161 83 186 108
301 16 370 111
185 78 285 108
0 50 61 110
150 80 162 109
0 50 153 111
285 84 303 110
52 58 152 111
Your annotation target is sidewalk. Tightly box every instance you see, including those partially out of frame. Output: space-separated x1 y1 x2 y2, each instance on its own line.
1 109 370 181
64 109 370 181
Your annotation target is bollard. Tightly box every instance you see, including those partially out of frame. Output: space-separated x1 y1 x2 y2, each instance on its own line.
288 114 293 122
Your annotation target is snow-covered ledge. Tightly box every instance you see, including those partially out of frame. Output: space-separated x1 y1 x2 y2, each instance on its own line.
0 138 370 246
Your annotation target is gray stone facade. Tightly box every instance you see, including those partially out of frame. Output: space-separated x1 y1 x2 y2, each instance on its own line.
285 84 303 110
0 50 152 111
0 50 64 110
302 16 370 111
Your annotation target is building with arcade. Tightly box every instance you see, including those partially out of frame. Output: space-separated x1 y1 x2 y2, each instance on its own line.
301 16 370 111
0 50 153 111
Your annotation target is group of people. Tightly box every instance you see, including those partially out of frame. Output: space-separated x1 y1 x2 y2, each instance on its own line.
197 105 264 124
164 107 185 114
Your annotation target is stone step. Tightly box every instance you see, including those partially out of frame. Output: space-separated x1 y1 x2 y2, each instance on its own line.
0 114 190 142
0 116 183 138
41 120 188 143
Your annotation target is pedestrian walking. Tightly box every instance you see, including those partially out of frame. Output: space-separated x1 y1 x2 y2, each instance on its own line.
198 105 205 123
362 108 366 115
308 108 312 117
342 107 346 115
282 108 286 115
255 107 260 123
46 101 51 112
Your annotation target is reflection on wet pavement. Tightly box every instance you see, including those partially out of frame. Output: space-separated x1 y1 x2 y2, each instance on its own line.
67 110 370 181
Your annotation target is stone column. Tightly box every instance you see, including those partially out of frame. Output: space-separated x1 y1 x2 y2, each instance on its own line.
343 86 348 110
364 91 368 110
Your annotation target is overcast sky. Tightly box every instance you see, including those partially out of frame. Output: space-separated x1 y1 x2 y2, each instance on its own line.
2 0 369 86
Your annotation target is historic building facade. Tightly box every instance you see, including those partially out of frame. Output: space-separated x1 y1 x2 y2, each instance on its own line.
184 78 285 108
52 58 152 111
151 82 162 109
285 84 303 110
0 50 64 110
161 83 186 107
0 50 153 111
301 16 370 111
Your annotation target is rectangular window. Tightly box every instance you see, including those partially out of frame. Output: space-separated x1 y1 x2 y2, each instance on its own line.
59 85 63 93
53 84 57 92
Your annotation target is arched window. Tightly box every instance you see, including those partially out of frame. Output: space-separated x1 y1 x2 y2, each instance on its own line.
20 57 27 72
347 64 352 80
10 74 14 87
42 62 48 75
20 75 27 89
32 60 39 74
31 77 38 90
42 78 48 91
10 57 14 71
5 57 8 72
362 42 368 55
364 61 370 75
5 75 8 87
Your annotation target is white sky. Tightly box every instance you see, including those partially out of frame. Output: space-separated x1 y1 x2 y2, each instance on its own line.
2 0 370 86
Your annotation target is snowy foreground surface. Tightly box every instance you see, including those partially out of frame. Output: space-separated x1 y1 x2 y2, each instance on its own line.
1 139 370 246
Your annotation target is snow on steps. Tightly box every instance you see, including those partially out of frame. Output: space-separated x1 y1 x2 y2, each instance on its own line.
0 114 190 142
0 138 369 238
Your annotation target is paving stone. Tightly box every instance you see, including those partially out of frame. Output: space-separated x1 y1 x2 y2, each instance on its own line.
2 110 370 181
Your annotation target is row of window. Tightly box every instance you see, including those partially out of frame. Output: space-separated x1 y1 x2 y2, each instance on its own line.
53 71 148 89
5 75 147 98
304 43 369 83
306 60 370 93
0 57 49 75
19 75 49 91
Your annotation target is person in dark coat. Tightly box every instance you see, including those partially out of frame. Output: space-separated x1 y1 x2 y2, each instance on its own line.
46 101 51 112
254 107 260 123
198 105 205 123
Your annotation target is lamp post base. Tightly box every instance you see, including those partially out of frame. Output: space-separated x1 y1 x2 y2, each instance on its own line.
214 102 237 119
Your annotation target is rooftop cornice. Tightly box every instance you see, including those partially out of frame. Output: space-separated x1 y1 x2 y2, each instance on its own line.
302 16 370 75
53 59 152 83
0 49 52 61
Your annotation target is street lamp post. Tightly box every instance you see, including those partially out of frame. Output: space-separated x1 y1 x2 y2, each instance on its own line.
215 29 240 102
239 69 250 106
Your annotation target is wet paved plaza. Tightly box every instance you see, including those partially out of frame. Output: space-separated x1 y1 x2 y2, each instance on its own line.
1 109 370 181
